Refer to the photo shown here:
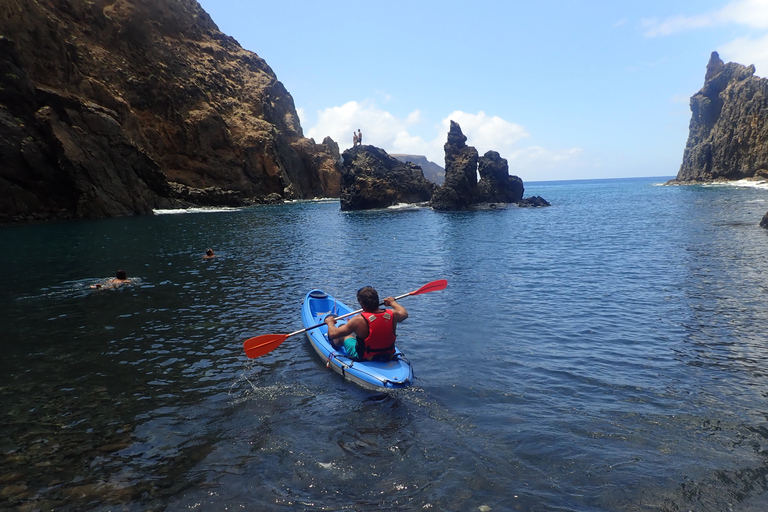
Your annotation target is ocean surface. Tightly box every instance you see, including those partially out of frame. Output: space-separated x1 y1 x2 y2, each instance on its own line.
3 176 768 511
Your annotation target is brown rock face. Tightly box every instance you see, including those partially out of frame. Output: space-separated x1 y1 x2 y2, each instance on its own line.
339 145 435 211
671 51 768 184
0 0 340 223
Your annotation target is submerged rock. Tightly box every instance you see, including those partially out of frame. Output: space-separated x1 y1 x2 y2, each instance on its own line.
517 195 551 207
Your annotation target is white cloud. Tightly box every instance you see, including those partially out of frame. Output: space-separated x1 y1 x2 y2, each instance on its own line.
405 110 422 124
441 111 529 152
642 13 716 37
642 0 768 75
718 33 768 75
305 100 421 152
304 102 583 180
441 113 584 180
643 0 768 36
507 147 586 180
720 0 768 28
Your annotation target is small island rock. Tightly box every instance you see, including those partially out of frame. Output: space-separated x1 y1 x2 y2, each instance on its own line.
339 145 435 211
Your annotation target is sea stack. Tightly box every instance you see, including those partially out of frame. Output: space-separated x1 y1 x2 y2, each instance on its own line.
430 121 531 210
671 51 768 184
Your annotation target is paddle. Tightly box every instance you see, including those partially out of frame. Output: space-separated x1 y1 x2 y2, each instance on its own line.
242 279 448 359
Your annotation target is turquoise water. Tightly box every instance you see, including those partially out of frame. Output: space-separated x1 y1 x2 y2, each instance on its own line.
3 177 768 511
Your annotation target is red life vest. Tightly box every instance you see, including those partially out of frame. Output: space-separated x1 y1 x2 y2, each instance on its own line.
359 309 396 360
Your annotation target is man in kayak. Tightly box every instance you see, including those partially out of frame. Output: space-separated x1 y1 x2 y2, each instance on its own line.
324 286 408 360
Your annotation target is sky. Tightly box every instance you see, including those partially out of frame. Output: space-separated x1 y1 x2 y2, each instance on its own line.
196 0 768 182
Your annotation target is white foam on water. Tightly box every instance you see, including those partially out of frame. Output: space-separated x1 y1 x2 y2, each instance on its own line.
285 198 338 204
387 202 428 211
702 179 768 190
660 179 768 189
152 206 243 215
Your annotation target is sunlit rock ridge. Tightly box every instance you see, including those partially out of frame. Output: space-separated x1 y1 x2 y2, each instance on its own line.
0 0 340 223
671 51 768 184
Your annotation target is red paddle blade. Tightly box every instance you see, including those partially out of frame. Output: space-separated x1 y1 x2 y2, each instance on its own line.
243 333 288 359
410 279 447 296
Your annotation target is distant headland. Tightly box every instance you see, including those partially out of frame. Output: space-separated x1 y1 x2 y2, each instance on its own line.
391 155 445 185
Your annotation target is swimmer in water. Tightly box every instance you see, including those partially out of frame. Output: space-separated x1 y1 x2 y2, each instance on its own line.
91 269 132 289
203 248 215 260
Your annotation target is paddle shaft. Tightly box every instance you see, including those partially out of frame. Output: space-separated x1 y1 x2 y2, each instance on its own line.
242 279 447 358
286 289 418 337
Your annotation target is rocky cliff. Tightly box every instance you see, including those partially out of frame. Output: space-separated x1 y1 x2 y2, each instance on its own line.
671 51 768 184
0 0 340 223
339 145 435 211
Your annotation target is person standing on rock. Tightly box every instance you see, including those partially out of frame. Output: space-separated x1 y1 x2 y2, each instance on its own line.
357 129 363 145
353 131 358 147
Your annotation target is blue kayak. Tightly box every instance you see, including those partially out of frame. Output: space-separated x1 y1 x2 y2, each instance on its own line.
301 289 414 390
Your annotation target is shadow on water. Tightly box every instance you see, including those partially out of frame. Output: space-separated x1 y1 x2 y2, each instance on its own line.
211 381 505 512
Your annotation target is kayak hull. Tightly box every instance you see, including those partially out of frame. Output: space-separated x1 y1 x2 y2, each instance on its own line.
301 289 413 391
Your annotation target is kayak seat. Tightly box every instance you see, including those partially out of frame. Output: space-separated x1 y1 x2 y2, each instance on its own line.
309 291 328 299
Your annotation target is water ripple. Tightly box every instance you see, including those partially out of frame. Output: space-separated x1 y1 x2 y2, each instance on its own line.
3 180 768 510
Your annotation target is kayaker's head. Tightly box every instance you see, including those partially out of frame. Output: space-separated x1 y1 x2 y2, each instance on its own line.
357 286 379 312
116 269 127 280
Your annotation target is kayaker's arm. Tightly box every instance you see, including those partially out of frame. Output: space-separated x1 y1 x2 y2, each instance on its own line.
325 315 358 339
383 297 408 323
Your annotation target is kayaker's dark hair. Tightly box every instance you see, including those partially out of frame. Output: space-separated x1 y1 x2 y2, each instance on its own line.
357 286 379 312
116 269 127 280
